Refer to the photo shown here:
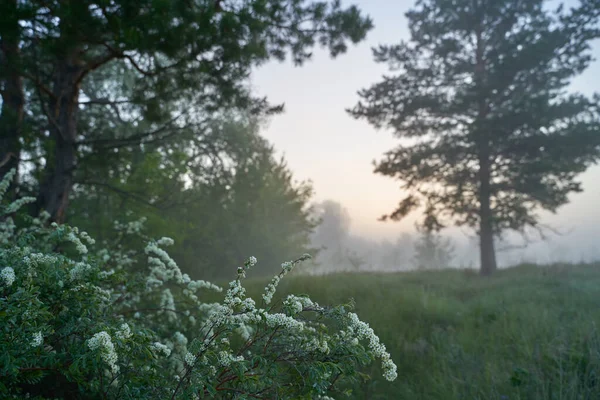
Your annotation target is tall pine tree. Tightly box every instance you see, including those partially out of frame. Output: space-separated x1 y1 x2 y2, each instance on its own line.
0 0 372 222
349 0 600 275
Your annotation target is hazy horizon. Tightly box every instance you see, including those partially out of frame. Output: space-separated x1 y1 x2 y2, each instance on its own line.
250 0 600 266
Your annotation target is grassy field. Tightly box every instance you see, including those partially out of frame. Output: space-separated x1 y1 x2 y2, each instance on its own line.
242 263 600 399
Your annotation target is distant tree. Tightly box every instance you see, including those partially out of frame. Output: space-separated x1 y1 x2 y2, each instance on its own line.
412 229 455 270
0 0 373 222
346 249 366 271
380 233 414 270
311 200 352 267
349 0 600 275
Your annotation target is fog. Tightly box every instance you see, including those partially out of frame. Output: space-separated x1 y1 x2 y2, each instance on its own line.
251 0 600 273
305 198 600 274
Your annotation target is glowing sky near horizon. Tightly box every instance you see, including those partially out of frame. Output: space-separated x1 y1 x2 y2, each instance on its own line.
251 0 600 263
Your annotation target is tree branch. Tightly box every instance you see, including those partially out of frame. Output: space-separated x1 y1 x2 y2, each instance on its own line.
74 180 161 209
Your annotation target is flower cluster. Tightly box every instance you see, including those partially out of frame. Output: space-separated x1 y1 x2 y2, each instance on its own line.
184 351 196 366
263 255 310 304
265 313 305 330
115 323 132 340
87 332 119 374
0 168 399 399
347 312 398 381
66 231 89 255
30 331 43 348
3 197 36 215
69 262 92 281
23 253 59 268
150 342 172 357
1 266 15 287
284 294 320 315
217 350 244 367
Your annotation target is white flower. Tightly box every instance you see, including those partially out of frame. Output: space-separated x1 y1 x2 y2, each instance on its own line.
4 197 36 214
173 332 188 346
156 237 174 246
87 332 119 374
69 262 92 281
188 279 222 293
159 288 177 323
66 232 88 255
0 267 15 286
317 340 330 354
217 351 244 367
115 323 132 340
30 331 43 348
79 231 96 245
99 269 115 279
150 342 171 357
0 169 16 199
184 351 196 366
262 258 304 304
264 313 305 330
346 312 397 381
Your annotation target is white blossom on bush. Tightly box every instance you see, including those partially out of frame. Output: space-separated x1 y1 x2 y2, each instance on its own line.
115 323 132 340
0 168 398 399
184 351 196 366
30 331 43 348
69 262 92 281
87 331 119 374
0 266 15 287
66 231 88 255
150 342 172 357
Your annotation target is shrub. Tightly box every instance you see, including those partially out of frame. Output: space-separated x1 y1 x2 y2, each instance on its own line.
0 169 397 399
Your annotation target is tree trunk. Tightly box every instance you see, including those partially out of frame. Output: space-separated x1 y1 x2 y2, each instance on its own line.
478 155 497 276
36 56 83 223
474 17 497 276
0 0 24 192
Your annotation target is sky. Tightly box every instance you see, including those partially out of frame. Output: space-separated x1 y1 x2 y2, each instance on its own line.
250 0 600 265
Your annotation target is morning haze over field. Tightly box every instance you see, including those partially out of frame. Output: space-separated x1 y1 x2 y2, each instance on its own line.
3 0 600 399
253 0 600 267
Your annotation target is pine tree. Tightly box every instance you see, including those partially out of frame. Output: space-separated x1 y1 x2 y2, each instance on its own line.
349 0 600 275
0 0 372 221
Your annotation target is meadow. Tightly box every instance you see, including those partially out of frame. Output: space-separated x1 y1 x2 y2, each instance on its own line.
239 263 600 399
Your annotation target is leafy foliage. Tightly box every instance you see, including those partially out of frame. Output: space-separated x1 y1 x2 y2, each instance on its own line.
0 169 397 399
67 115 318 280
1 0 373 220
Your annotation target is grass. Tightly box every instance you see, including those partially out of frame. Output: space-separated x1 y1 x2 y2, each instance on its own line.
241 263 600 399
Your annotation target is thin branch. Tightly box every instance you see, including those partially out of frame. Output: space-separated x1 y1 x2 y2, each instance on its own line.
0 153 17 169
74 180 161 209
96 43 158 77
21 71 55 99
76 112 187 148
78 98 132 106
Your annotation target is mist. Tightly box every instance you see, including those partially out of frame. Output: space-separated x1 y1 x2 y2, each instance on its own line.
307 197 600 274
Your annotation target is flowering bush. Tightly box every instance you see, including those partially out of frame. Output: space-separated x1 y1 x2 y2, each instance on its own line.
0 169 397 399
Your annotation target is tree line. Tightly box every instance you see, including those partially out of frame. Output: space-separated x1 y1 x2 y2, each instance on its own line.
1 0 599 277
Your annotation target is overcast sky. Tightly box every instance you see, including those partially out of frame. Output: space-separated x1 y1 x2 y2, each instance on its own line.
251 0 600 264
